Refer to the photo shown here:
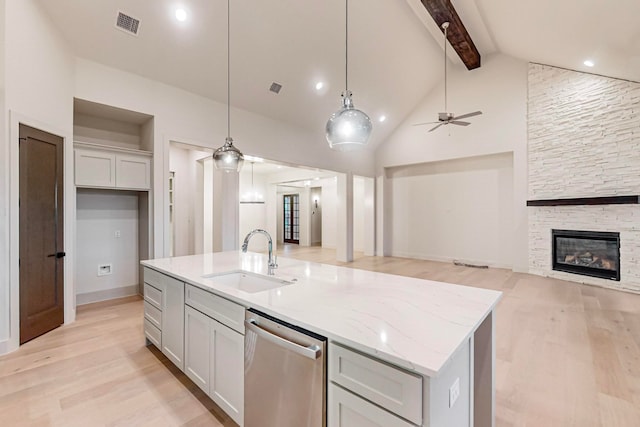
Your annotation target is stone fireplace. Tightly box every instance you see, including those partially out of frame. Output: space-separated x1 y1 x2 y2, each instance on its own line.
527 63 640 293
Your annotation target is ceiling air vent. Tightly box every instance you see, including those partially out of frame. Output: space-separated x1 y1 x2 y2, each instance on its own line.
269 82 283 94
115 11 140 36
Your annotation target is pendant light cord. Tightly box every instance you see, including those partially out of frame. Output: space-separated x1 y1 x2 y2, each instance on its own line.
345 0 348 92
227 0 231 139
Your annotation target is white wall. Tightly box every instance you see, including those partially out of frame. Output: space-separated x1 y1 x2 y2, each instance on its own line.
76 190 139 304
73 59 376 259
375 53 528 271
0 0 8 348
388 153 514 268
1 0 75 354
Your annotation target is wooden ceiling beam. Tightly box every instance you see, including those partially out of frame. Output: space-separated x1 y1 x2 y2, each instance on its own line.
420 0 481 70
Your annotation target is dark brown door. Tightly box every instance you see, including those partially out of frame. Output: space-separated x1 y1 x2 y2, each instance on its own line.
19 124 64 344
283 194 299 244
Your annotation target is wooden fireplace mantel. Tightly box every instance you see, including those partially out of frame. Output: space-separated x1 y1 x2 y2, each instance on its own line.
527 195 640 207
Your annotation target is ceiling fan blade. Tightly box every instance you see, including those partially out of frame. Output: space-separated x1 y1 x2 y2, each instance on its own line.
413 121 441 126
428 123 444 132
450 121 470 126
452 111 482 120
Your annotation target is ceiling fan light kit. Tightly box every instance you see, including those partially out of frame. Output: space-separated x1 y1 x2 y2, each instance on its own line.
213 0 244 172
326 0 372 151
413 21 482 133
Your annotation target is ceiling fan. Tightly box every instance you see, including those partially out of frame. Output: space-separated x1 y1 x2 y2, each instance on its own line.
414 22 482 132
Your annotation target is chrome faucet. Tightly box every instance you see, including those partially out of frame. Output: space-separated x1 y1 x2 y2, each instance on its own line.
242 229 278 275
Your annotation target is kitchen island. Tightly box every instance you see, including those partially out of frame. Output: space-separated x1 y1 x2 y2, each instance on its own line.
142 251 501 427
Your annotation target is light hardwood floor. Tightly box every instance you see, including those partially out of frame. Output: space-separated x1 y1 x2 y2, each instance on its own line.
1 246 639 426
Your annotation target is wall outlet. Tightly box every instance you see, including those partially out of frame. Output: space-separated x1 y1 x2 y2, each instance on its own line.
449 377 460 408
114 230 121 238
98 264 113 276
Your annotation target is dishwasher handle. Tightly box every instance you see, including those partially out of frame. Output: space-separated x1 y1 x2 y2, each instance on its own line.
245 319 322 360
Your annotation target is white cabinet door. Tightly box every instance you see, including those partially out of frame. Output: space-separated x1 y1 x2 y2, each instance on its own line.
184 306 210 394
74 148 116 187
210 319 244 427
161 277 184 370
115 153 151 190
328 383 414 427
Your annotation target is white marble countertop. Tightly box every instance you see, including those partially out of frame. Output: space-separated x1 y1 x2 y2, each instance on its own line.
142 252 502 377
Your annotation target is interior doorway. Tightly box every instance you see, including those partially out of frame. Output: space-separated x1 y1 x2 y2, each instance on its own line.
310 187 322 246
283 194 300 244
19 124 65 344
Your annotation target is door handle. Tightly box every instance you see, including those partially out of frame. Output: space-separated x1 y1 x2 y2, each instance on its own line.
47 252 66 258
245 319 321 360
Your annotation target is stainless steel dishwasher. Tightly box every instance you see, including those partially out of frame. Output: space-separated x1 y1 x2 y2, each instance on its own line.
244 309 326 427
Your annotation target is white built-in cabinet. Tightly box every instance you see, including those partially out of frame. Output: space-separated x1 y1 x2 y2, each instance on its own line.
75 142 151 190
328 343 424 427
143 268 185 370
184 284 244 426
184 305 210 392
161 275 185 370
209 316 244 424
329 383 415 427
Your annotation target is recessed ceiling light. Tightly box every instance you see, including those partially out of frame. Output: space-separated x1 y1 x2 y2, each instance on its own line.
175 8 187 22
315 82 324 91
583 60 595 67
379 115 387 122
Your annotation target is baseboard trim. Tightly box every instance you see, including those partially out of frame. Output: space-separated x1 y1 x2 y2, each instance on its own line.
0 337 18 356
77 285 139 306
390 251 512 270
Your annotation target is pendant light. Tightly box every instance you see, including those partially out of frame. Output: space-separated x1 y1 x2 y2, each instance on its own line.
213 0 244 172
325 0 372 151
240 162 265 204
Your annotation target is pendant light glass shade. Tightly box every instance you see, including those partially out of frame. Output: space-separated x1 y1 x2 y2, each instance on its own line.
213 137 244 172
326 90 372 151
326 0 372 151
213 0 243 172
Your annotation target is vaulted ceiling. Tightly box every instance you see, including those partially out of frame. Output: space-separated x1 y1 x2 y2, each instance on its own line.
37 0 640 150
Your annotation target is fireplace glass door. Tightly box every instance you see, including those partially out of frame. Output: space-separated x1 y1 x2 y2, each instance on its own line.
552 229 620 281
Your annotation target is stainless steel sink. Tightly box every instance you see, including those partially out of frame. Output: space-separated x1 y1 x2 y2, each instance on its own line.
202 270 293 294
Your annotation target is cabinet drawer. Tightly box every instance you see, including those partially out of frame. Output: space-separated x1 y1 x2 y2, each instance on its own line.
328 383 414 427
144 319 162 349
143 283 162 310
185 284 245 334
144 301 162 329
144 267 182 291
329 343 423 425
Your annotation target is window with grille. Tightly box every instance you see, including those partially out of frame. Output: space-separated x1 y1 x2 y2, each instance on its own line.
283 194 299 244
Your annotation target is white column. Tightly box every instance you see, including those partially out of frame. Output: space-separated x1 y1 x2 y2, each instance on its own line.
336 172 354 262
221 171 240 251
266 183 278 245
363 177 375 256
376 171 392 257
213 170 239 252
299 186 311 247
203 159 214 253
